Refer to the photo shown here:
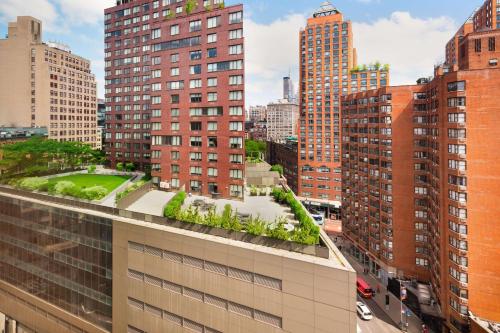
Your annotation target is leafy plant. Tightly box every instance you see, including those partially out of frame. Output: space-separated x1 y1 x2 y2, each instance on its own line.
116 162 124 172
116 180 146 202
82 186 108 200
87 165 96 174
54 181 78 196
125 162 135 172
266 217 290 241
164 191 186 219
270 164 284 177
17 177 48 191
185 0 197 14
245 216 267 236
249 185 258 196
218 1 224 9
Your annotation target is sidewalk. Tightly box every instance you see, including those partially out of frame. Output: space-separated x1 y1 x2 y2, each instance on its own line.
341 250 424 333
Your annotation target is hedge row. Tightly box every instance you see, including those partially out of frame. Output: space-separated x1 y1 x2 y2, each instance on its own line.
163 191 187 219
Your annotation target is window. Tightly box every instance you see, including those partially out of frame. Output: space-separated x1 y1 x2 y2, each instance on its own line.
447 97 466 107
207 33 217 43
207 77 218 87
229 44 242 55
190 152 202 161
208 168 218 177
229 121 243 131
229 29 243 39
170 67 179 76
171 151 180 160
151 83 162 91
152 69 162 78
190 122 202 131
151 28 161 39
208 153 218 162
230 154 243 164
171 108 180 117
207 122 218 131
448 159 466 170
166 81 184 90
207 16 220 29
489 37 496 51
229 91 243 101
171 122 179 131
151 96 162 104
190 79 202 88
189 20 201 32
171 94 179 103
448 113 466 123
229 106 243 115
207 92 217 101
207 48 217 58
171 53 179 63
190 64 202 75
449 190 467 203
190 50 202 60
190 93 202 103
475 39 481 52
208 137 218 147
229 11 243 24
448 144 466 154
190 108 202 116
190 136 202 147
170 24 179 35
171 164 180 174
229 75 243 85
190 166 202 175
230 185 243 197
229 137 243 149
448 129 466 139
416 258 428 267
230 169 243 179
190 180 201 191
447 81 465 92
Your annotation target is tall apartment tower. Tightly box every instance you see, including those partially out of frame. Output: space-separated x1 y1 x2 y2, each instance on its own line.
297 2 388 211
105 0 245 198
0 16 98 147
342 2 500 332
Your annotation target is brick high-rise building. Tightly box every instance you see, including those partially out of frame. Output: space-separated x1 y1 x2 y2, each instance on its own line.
105 0 245 198
297 2 388 213
342 3 500 332
0 16 98 148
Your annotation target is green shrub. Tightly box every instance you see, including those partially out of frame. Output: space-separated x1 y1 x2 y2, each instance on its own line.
203 207 221 227
116 162 124 171
125 162 135 172
249 185 258 196
266 217 290 241
54 181 77 196
178 205 202 224
116 180 146 202
185 0 197 14
87 165 96 174
164 191 186 219
82 185 108 200
18 177 48 191
245 216 267 236
270 164 284 177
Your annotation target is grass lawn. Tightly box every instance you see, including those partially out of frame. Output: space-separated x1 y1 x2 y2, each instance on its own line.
48 174 130 192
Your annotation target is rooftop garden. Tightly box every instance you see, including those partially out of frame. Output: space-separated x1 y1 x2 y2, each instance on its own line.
245 139 266 163
350 61 390 73
163 187 320 246
12 174 130 201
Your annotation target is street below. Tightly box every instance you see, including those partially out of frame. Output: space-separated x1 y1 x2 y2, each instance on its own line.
357 295 401 333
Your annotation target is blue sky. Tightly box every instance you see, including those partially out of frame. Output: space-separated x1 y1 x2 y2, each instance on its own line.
0 0 482 105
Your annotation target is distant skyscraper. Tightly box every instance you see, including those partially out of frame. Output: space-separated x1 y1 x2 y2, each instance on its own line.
283 76 295 102
0 16 98 148
247 105 267 122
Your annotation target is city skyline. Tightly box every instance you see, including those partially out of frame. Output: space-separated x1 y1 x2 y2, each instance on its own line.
0 0 487 106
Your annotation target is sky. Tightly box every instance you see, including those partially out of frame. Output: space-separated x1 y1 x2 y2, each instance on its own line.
0 0 482 106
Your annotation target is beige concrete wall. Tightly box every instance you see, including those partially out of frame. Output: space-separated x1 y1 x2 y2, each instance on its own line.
113 219 357 333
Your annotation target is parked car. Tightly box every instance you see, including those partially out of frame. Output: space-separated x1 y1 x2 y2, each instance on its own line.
311 213 324 225
356 301 373 320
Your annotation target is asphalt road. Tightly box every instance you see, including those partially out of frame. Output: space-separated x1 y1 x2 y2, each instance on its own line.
357 295 401 333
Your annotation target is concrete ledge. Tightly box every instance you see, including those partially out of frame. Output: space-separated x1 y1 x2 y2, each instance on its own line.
116 181 152 210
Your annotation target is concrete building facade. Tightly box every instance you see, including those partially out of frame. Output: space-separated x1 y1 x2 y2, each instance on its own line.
247 105 267 122
0 17 99 148
0 185 357 333
266 100 299 143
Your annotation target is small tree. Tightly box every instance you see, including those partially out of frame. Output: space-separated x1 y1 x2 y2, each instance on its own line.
383 63 390 71
87 165 96 174
374 61 381 70
116 162 124 172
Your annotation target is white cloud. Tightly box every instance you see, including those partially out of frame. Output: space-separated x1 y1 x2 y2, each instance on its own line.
245 13 305 106
0 0 58 31
52 0 115 26
353 12 457 85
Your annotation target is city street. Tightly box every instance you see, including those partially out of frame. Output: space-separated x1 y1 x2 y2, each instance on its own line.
357 295 401 333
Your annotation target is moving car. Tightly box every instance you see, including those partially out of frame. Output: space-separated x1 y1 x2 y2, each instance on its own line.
356 301 373 320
